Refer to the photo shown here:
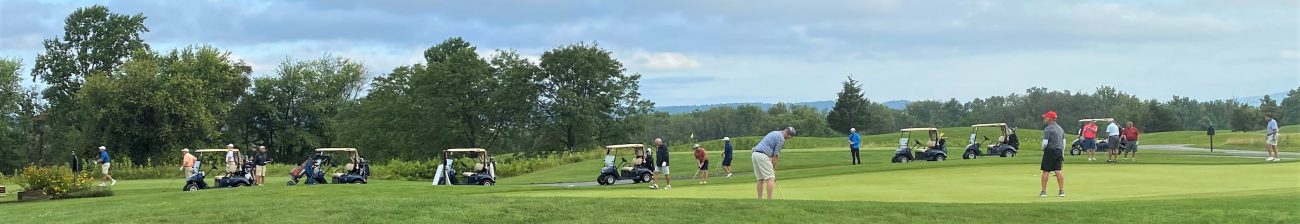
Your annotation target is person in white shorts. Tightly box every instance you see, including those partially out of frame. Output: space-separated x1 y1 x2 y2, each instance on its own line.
1265 114 1280 162
752 127 796 199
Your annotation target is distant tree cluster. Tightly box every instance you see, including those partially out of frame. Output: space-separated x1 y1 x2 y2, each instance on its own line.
0 5 651 171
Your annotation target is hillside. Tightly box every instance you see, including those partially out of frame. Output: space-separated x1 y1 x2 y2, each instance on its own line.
654 100 910 114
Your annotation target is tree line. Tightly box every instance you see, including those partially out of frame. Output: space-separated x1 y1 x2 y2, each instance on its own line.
0 5 651 172
650 76 1300 144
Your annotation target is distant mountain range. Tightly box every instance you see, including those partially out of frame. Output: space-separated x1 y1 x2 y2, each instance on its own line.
1235 92 1287 106
654 91 1288 114
654 100 911 114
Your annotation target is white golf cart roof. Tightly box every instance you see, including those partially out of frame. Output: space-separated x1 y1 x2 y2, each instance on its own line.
314 148 357 152
606 144 645 149
900 128 939 132
194 149 236 153
445 148 488 153
1078 118 1114 123
971 123 1008 127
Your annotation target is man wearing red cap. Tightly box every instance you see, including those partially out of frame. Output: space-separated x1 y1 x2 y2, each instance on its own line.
1040 111 1066 198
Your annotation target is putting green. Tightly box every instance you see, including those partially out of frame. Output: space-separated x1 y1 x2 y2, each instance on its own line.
498 163 1300 203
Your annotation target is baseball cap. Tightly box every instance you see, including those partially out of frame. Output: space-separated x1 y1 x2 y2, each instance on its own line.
722 137 730 141
98 146 106 150
226 144 234 148
693 144 701 148
181 148 190 152
1042 111 1058 119
786 127 797 136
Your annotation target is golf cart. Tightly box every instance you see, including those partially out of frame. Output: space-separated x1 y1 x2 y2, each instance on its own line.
596 144 656 185
183 149 254 191
892 128 949 163
319 148 371 184
432 148 497 186
962 123 1020 159
1070 118 1114 156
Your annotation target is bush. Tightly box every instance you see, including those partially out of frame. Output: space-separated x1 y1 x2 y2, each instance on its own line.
16 165 102 199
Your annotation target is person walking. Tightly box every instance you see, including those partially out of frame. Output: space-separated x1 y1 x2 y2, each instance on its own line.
693 144 709 184
753 127 796 200
181 148 197 178
1106 120 1121 163
1122 122 1140 161
1082 121 1099 161
96 146 116 186
721 137 734 178
848 128 862 165
1266 114 1281 162
254 146 269 186
1039 111 1066 197
650 138 672 190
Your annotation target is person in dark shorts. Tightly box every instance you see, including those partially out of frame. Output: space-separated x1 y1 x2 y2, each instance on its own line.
1040 111 1066 198
721 137 734 178
694 144 709 184
848 128 862 165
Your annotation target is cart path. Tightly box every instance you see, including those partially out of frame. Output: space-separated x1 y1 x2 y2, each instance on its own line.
1144 144 1298 158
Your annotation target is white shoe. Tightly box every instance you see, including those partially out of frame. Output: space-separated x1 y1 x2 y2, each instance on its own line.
111 179 117 186
1266 157 1275 161
726 173 733 178
649 184 658 189
665 185 671 190
1273 158 1281 162
99 183 106 187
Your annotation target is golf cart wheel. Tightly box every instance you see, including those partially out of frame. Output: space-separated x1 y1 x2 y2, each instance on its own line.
1069 147 1081 156
599 174 616 185
287 181 296 186
893 155 910 163
234 182 248 187
1003 150 1016 157
963 151 977 160
184 183 199 191
596 176 607 185
639 173 653 183
480 180 495 186
935 155 946 162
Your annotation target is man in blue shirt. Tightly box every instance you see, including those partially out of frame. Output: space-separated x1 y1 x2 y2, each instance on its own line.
96 146 116 186
848 128 862 165
721 137 734 178
1265 114 1280 162
752 127 796 199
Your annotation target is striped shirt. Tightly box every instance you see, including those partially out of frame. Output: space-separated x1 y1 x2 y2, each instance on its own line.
753 131 787 157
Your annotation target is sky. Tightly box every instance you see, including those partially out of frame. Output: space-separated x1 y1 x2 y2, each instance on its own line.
0 0 1297 106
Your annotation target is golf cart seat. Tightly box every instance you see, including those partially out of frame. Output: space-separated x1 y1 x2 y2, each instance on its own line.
462 172 476 177
633 158 644 166
345 163 356 171
474 163 485 172
926 141 937 148
621 166 635 172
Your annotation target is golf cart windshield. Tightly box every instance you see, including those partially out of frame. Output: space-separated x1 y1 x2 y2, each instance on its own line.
899 128 940 151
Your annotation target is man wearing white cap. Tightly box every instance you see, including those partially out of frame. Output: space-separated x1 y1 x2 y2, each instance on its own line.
224 144 238 176
752 127 796 199
180 148 197 178
693 144 709 184
96 146 116 186
721 137 734 178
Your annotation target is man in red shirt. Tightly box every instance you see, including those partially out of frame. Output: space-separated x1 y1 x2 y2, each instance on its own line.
1122 122 1140 161
693 144 709 184
1082 121 1099 161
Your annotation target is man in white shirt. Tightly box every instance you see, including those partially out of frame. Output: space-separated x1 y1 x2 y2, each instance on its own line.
1106 120 1121 163
1265 114 1281 162
225 144 238 176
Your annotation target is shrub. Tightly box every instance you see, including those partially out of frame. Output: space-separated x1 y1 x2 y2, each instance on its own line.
16 165 102 199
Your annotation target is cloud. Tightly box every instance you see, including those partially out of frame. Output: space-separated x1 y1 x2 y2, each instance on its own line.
631 51 700 70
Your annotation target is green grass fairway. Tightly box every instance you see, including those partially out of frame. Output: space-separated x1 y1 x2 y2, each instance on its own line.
3 144 1298 223
501 163 1299 203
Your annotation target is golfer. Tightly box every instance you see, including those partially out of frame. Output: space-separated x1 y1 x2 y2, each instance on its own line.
650 138 671 190
694 144 709 184
1082 121 1099 161
721 137 734 178
1266 114 1281 162
848 128 861 165
1040 111 1066 197
1122 122 1140 161
181 148 197 178
224 144 238 176
753 127 796 200
96 146 116 186
1106 120 1121 163
254 146 269 186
